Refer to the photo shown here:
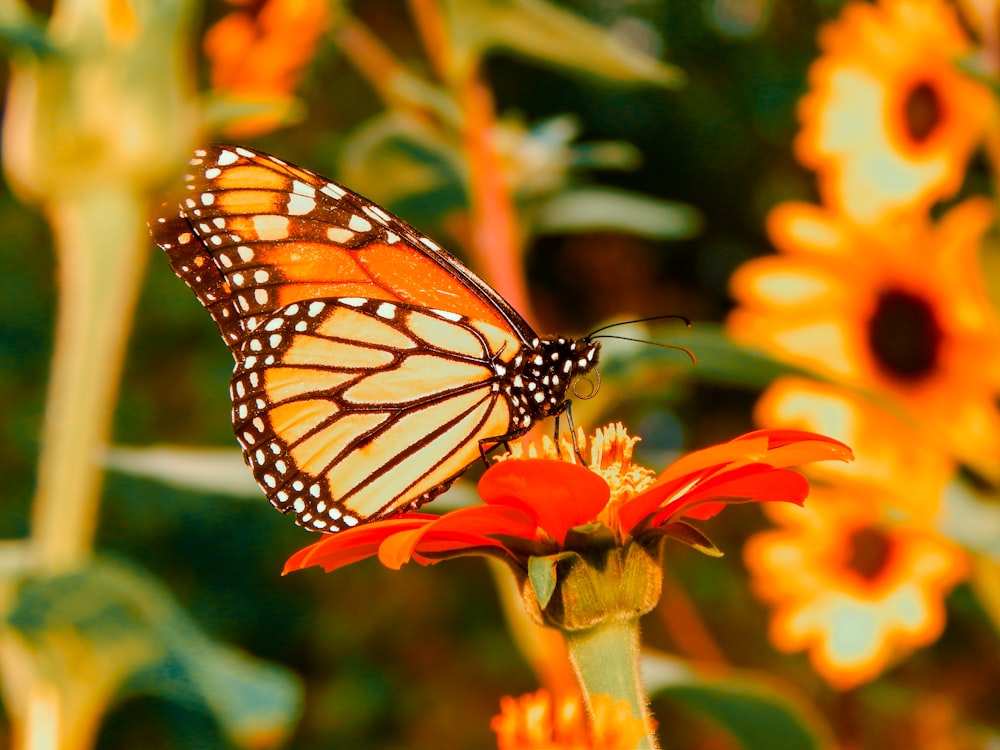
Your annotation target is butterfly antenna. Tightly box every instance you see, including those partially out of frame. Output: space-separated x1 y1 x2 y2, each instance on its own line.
586 314 691 338
587 315 697 365
591 334 697 365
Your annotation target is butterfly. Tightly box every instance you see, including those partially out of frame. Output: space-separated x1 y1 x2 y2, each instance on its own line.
149 145 600 532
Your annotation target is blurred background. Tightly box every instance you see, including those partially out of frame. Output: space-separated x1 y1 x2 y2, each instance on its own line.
2 0 999 748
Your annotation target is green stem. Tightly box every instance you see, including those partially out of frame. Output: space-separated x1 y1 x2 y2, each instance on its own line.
31 188 149 572
563 617 660 749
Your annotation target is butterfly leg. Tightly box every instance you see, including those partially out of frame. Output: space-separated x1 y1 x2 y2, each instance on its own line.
561 401 587 464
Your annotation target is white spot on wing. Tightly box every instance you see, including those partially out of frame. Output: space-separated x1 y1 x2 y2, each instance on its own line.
348 215 372 232
432 309 462 322
321 183 346 199
326 227 355 243
287 193 316 215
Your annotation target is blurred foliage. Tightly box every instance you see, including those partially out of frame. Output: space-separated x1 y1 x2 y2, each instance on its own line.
10 0 998 749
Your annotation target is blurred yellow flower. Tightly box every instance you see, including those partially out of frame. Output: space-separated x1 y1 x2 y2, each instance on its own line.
745 484 968 690
492 689 649 750
729 198 1000 468
204 0 329 136
796 0 992 223
754 377 954 518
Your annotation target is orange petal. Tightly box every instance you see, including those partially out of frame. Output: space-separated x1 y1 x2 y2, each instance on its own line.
377 505 538 569
742 429 854 466
282 513 438 574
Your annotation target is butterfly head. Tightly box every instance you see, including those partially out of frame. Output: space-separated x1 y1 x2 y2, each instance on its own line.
510 336 601 419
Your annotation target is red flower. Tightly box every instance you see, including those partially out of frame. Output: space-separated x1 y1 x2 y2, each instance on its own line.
285 425 852 575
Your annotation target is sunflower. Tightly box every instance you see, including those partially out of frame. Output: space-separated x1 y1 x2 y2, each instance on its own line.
728 198 1000 470
744 482 968 689
796 0 993 224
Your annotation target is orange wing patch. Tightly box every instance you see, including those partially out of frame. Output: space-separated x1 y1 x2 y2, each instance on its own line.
228 296 525 530
152 145 530 348
264 367 356 404
342 354 492 404
290 411 390 478
357 243 508 328
324 386 505 518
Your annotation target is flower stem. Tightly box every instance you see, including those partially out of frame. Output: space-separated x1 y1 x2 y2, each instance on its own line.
563 617 660 749
458 70 533 322
31 188 149 572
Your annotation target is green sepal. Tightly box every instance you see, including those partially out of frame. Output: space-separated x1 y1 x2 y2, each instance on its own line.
528 551 581 610
637 521 723 558
524 541 663 631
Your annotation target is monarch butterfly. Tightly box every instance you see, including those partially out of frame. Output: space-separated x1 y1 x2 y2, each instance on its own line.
149 145 600 532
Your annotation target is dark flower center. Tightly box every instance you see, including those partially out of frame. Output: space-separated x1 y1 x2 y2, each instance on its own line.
867 289 942 382
845 527 894 581
904 81 942 144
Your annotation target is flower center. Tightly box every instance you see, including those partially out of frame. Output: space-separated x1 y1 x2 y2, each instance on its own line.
867 289 942 382
904 80 942 144
845 526 894 581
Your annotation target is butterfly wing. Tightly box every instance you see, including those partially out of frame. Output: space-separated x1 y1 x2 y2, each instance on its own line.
149 145 554 530
150 145 536 351
231 297 523 530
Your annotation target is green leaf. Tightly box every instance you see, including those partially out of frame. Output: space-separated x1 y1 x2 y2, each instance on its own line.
597 324 817 390
444 0 683 87
7 557 302 747
201 92 306 134
0 1 54 56
533 188 701 239
643 652 835 750
106 445 261 498
337 110 466 223
106 443 481 511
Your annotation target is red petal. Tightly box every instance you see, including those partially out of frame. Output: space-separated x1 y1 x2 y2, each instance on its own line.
740 429 854 465
653 436 769 485
478 459 610 544
282 513 439 574
377 505 537 569
618 429 850 533
660 467 810 521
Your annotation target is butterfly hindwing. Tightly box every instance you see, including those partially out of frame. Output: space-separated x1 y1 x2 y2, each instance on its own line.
229 297 520 529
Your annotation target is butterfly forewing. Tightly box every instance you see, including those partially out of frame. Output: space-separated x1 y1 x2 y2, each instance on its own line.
150 145 529 347
149 145 600 532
